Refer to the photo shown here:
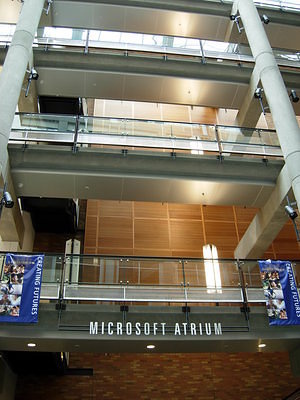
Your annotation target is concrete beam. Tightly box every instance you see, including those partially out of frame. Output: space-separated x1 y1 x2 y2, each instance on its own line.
234 165 291 259
236 65 262 128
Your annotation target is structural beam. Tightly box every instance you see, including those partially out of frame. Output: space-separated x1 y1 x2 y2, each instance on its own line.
235 0 300 215
234 165 291 259
236 65 262 128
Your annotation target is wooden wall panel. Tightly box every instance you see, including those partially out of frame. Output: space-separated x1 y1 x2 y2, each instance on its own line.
170 220 203 251
272 224 300 257
98 200 132 218
135 219 169 249
234 206 258 222
85 216 98 248
202 205 234 221
134 202 168 219
98 217 133 249
205 221 238 253
190 107 217 124
84 200 299 261
168 204 201 220
86 200 98 216
93 99 217 125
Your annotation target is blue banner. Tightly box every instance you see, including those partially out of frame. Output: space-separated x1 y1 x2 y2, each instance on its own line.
0 253 44 323
259 260 300 326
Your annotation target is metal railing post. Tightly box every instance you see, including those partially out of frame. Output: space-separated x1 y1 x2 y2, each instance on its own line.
84 30 90 55
237 259 250 324
199 40 206 64
181 259 190 323
56 255 67 312
215 125 223 161
72 115 79 153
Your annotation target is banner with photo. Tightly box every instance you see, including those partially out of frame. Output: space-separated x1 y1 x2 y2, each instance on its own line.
259 260 300 326
0 253 44 323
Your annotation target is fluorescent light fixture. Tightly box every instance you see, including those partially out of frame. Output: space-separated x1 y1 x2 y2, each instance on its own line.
147 344 155 349
27 343 36 348
258 343 266 348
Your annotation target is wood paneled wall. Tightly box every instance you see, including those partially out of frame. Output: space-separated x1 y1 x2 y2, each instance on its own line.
84 200 300 259
94 99 217 124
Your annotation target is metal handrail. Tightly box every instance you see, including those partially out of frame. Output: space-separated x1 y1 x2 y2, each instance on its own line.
10 113 282 158
1 252 299 304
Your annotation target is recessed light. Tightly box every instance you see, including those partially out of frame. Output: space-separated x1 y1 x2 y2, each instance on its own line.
258 343 266 348
27 343 36 348
147 344 155 349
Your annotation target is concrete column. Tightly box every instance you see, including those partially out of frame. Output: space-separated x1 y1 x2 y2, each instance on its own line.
235 0 300 209
0 0 45 181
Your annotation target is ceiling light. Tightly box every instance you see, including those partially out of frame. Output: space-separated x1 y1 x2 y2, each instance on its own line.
27 343 36 348
147 344 155 349
258 343 266 348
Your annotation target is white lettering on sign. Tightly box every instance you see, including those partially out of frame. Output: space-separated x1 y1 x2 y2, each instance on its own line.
89 321 222 336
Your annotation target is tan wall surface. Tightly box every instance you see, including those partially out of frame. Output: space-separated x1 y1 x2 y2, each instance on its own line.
84 200 300 260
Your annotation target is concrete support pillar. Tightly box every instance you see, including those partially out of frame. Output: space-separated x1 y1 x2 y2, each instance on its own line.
0 0 45 181
235 0 300 210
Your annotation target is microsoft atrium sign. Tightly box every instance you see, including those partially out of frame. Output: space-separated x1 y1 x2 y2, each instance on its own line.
90 321 223 336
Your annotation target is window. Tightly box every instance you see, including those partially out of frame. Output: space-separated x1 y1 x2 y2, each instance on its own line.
203 244 222 293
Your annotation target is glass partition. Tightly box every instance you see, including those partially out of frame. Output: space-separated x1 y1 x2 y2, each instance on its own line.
1 252 299 303
10 113 284 158
218 126 282 156
1 23 299 68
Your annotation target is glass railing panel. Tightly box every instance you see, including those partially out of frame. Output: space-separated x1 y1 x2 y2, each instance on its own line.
218 126 282 156
10 112 285 157
184 259 240 287
40 255 62 300
292 261 300 287
118 258 184 285
242 260 266 302
12 113 77 133
66 255 183 286
63 256 184 301
183 259 242 302
130 120 169 137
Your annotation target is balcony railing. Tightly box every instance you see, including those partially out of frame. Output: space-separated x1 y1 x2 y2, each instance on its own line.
1 253 299 305
10 113 282 159
0 25 299 69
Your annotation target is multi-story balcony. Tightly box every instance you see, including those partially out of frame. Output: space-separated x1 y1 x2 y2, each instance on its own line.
0 252 300 353
8 112 285 206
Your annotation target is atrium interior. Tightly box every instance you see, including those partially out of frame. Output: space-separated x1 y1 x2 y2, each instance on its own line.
0 0 300 399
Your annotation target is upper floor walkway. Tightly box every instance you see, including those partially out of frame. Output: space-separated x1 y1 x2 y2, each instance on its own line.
8 112 284 205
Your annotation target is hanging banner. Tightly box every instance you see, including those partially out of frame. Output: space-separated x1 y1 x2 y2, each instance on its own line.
258 260 300 326
0 253 44 323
